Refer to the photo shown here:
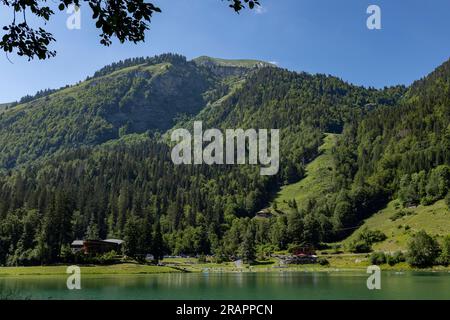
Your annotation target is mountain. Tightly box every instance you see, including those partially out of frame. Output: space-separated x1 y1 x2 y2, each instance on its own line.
193 56 275 68
344 58 450 198
175 66 404 184
0 102 12 112
0 53 448 266
0 54 232 169
193 56 276 78
328 58 450 250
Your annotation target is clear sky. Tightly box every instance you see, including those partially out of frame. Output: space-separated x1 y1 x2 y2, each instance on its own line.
1 0 450 103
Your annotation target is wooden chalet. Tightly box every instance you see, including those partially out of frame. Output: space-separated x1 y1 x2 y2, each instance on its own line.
70 239 124 255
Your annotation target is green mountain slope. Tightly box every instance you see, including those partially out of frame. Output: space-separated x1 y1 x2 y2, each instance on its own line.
319 58 450 252
193 56 275 68
0 54 233 169
177 66 402 184
271 133 338 212
348 58 450 193
343 200 450 252
0 103 12 112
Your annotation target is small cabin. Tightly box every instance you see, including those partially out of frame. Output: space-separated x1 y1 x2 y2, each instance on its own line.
71 240 84 252
294 246 315 256
71 239 124 255
256 209 273 218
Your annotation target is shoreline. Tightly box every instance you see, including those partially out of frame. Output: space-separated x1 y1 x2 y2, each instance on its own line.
1 260 450 277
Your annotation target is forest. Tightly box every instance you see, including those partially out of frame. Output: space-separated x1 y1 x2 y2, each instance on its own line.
0 54 449 266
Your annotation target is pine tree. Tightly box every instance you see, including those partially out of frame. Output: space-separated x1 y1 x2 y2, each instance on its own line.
239 224 256 264
85 222 100 240
152 221 165 263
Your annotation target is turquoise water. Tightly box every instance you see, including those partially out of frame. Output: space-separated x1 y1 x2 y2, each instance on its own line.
1 271 450 300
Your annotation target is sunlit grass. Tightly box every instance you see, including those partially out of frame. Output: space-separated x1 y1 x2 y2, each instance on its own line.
0 263 178 277
343 200 450 252
272 133 338 212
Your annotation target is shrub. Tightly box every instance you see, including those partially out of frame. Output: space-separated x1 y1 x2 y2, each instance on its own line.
390 211 403 221
390 210 415 221
348 240 372 253
348 228 387 253
71 250 120 265
386 255 395 266
359 229 387 244
437 235 450 266
387 251 405 266
59 244 75 263
212 246 228 264
407 230 441 267
331 244 343 254
256 244 277 261
94 250 118 265
370 252 386 265
399 174 421 207
317 258 329 266
10 248 41 266
393 250 406 262
425 165 450 203
421 196 434 206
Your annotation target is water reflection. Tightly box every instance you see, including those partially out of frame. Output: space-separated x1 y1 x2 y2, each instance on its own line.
1 271 450 300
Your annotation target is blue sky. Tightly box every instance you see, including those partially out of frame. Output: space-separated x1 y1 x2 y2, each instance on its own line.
1 0 450 103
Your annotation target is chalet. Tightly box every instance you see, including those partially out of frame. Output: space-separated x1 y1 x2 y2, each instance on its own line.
292 244 316 256
70 239 124 255
256 209 272 218
71 240 84 252
276 244 318 265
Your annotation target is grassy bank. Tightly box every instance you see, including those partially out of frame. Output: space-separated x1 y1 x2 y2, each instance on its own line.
160 256 450 273
0 263 180 277
2 256 450 276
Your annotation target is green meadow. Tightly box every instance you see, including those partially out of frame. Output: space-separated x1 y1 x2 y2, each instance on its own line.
271 133 338 212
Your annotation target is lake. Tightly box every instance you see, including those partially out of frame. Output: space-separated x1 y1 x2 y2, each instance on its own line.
1 271 450 300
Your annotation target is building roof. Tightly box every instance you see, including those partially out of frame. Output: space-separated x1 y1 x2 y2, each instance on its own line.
71 239 124 246
104 239 124 245
71 240 84 246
